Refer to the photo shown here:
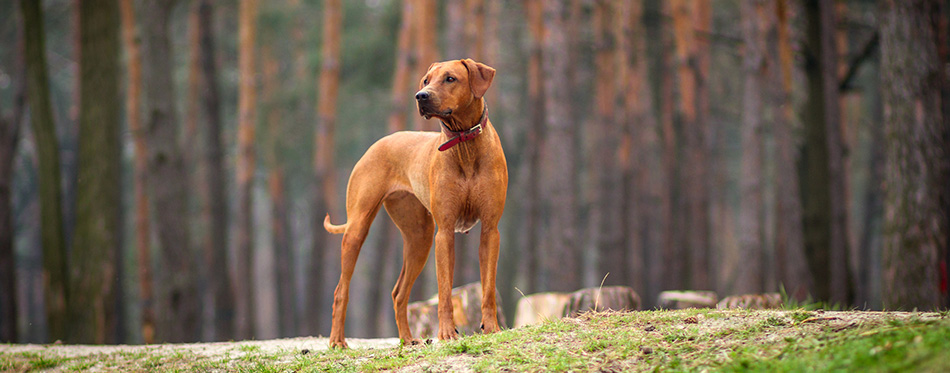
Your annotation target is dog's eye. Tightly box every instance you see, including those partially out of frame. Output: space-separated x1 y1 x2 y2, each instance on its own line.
424 78 429 85
446 76 456 83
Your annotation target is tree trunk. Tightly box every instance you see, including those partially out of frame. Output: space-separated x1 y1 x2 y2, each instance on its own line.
262 44 295 338
592 0 623 286
657 0 681 292
184 9 204 339
541 0 578 292
617 0 652 305
118 0 155 344
521 0 544 294
0 113 18 343
773 0 812 301
736 0 766 295
802 0 853 305
880 0 947 311
140 0 200 343
20 0 69 343
671 0 711 290
0 15 24 343
801 0 833 303
70 0 121 344
194 0 233 342
858 56 884 309
641 0 667 304
235 0 259 341
817 0 851 306
309 0 342 336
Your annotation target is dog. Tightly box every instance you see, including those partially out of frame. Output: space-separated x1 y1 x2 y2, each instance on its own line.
324 59 507 348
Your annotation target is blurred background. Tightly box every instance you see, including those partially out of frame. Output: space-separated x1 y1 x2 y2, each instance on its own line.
0 0 947 345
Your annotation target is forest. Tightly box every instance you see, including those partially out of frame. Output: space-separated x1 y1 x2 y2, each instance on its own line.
0 0 947 345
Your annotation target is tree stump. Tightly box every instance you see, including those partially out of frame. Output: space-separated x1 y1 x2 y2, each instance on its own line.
514 286 641 327
657 291 719 309
406 282 507 338
716 293 783 310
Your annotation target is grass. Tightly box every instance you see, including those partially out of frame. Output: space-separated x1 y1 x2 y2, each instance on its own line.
1 309 947 372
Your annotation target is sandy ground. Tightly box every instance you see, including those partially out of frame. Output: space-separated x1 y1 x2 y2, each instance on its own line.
1 336 401 360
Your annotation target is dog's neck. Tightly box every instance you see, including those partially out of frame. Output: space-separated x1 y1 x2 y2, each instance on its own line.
440 98 486 133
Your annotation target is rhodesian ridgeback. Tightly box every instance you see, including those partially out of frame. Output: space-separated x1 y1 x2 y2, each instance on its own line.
324 59 507 348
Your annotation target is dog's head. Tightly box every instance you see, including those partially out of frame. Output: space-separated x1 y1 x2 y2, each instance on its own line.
415 59 495 120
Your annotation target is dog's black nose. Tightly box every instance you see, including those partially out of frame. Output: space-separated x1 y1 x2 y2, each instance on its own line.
415 91 430 101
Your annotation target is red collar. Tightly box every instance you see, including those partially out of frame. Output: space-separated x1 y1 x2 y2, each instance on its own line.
438 106 488 152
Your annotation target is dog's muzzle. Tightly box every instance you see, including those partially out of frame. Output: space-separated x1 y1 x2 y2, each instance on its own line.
415 90 451 119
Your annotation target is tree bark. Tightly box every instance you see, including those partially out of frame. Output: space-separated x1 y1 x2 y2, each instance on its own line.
71 0 121 344
592 0 624 287
773 0 812 301
310 0 342 335
880 0 946 311
541 0 578 292
235 0 259 341
0 112 18 343
262 44 295 338
0 13 25 343
801 0 833 303
617 0 653 305
671 0 711 290
194 0 234 342
118 0 155 344
20 0 69 343
519 0 544 294
817 0 852 306
140 0 200 343
801 0 853 305
736 0 766 295
657 0 681 292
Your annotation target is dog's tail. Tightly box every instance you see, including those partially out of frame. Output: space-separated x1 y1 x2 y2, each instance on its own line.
324 214 346 234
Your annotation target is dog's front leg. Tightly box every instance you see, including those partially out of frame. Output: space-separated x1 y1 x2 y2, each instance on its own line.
434 228 459 341
478 224 501 334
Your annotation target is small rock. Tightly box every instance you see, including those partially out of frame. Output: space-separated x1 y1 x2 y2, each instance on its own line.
684 316 699 324
640 346 653 354
644 325 656 332
300 349 310 355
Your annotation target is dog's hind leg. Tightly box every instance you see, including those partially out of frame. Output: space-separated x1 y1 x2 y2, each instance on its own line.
384 191 435 345
327 184 385 348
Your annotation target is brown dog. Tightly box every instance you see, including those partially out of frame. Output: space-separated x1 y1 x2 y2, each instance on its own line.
324 59 507 348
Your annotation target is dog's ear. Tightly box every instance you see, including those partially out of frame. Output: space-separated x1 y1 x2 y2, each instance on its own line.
461 59 495 99
419 62 439 90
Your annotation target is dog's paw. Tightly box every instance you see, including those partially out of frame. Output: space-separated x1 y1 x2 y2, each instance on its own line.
438 327 460 341
401 338 425 346
328 338 349 349
480 321 501 334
